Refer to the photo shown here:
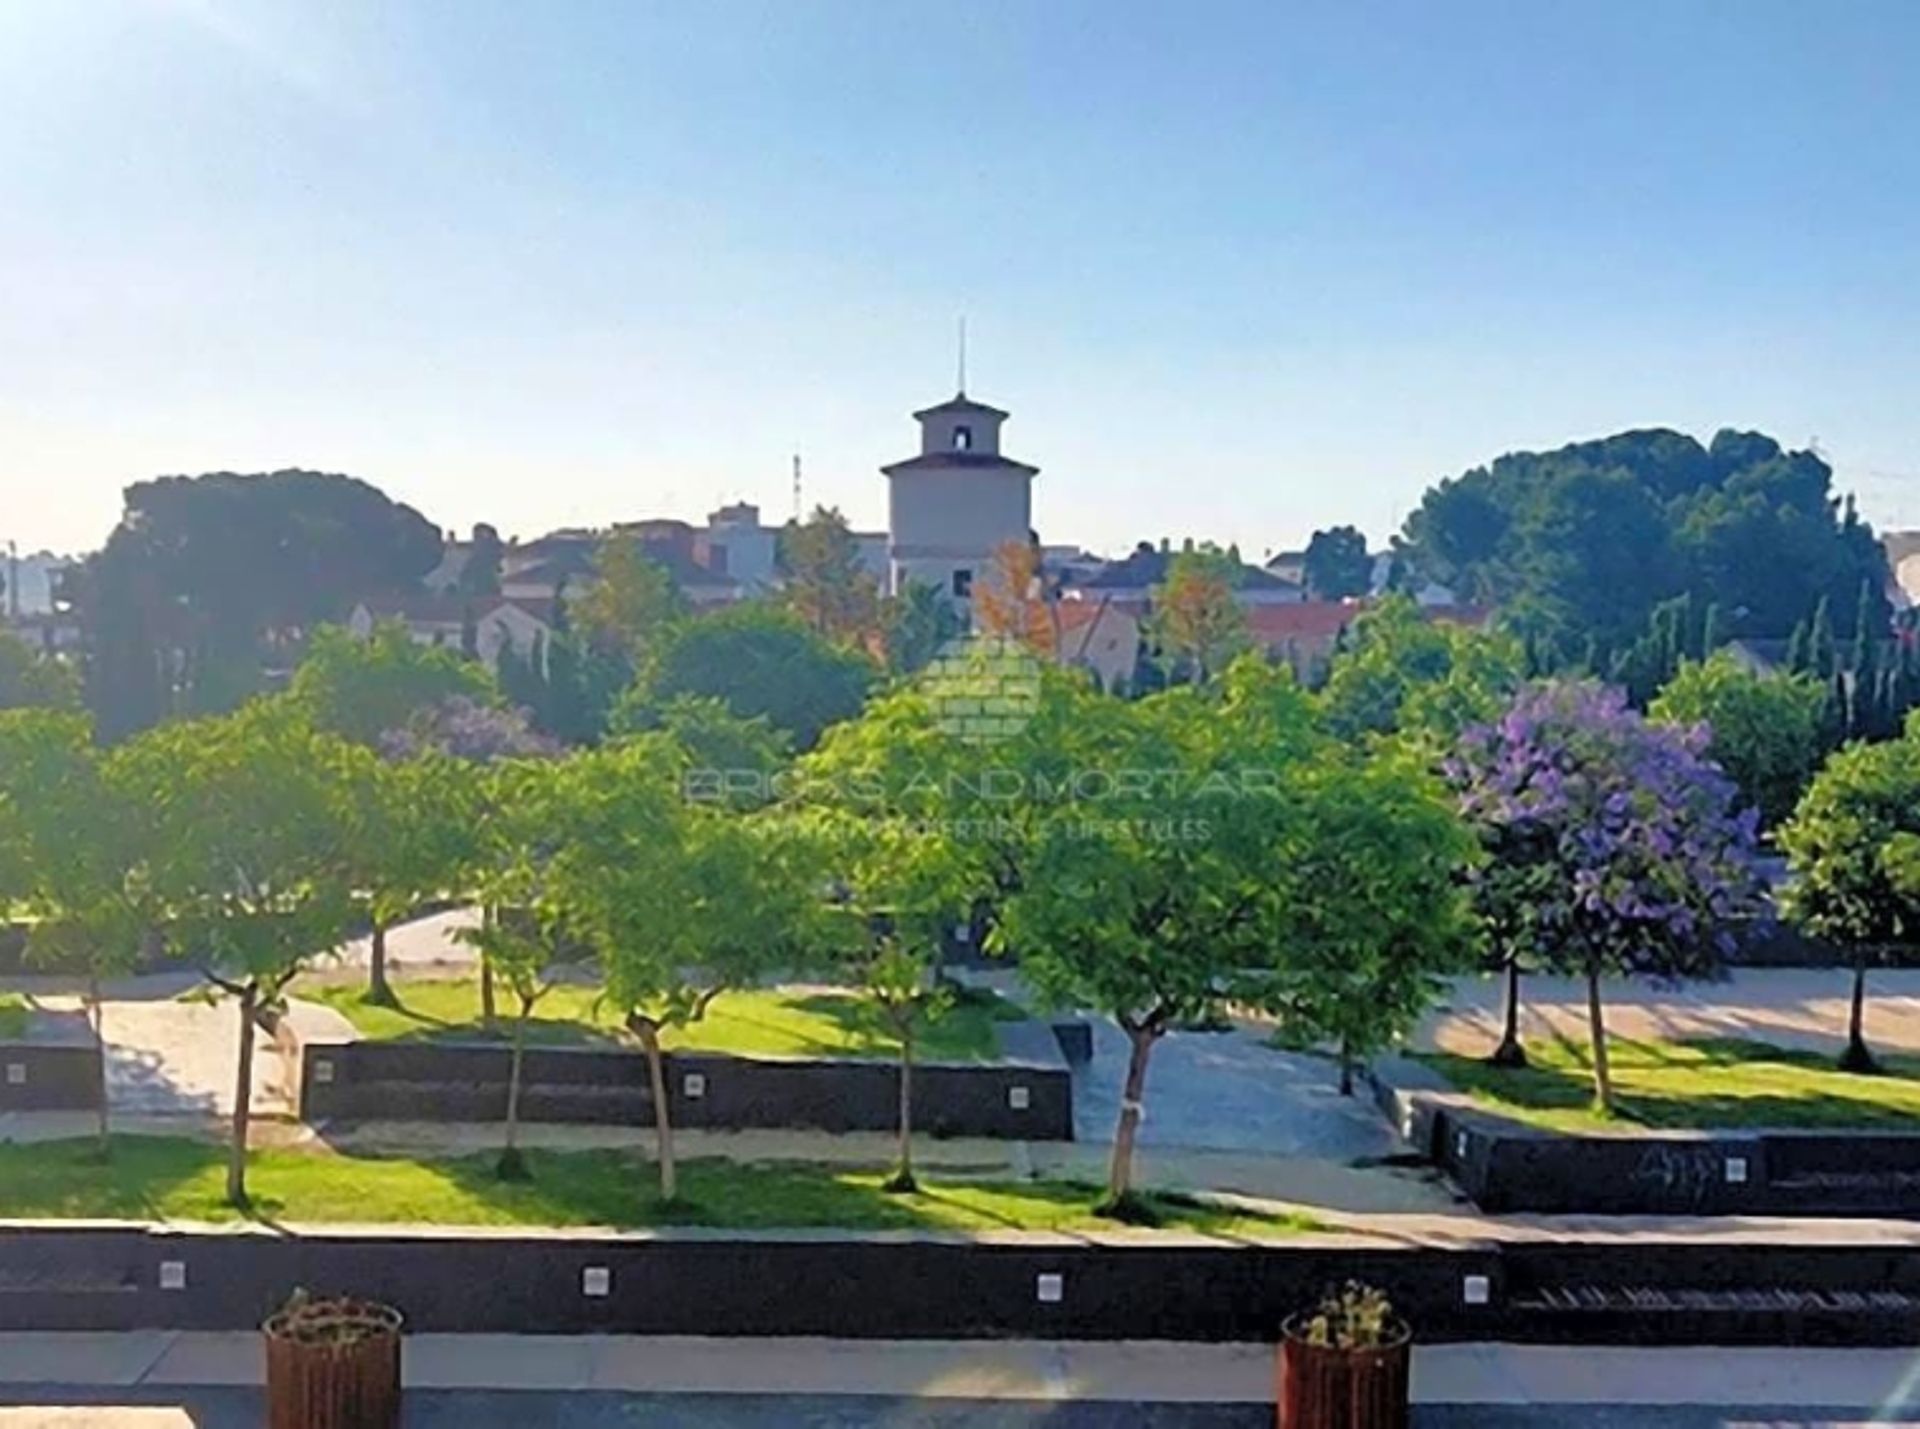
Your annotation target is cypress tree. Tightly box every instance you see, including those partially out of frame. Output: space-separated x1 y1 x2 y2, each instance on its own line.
1808 596 1836 679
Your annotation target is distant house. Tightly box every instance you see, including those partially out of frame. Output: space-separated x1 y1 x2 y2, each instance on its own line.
499 520 743 609
1056 598 1142 692
0 609 82 657
1067 542 1304 612
346 595 554 675
1246 601 1367 681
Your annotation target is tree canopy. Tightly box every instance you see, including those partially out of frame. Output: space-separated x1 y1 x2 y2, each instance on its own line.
1649 652 1827 827
1397 429 1888 661
1302 526 1371 600
619 602 876 751
0 631 80 711
1318 596 1523 745
287 623 497 746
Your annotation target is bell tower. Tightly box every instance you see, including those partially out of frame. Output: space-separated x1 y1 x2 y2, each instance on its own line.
883 391 1037 604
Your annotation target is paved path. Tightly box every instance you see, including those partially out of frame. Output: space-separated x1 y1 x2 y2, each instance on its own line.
1424 967 1920 1059
1072 1018 1399 1160
0 1337 1914 1427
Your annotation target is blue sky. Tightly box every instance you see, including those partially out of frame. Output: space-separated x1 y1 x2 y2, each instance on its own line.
5 0 1920 557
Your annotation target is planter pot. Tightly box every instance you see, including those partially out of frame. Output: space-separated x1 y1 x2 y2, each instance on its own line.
263 1297 403 1429
1277 1316 1411 1429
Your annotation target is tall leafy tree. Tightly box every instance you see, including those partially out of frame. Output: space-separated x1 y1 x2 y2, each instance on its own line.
779 506 881 648
552 737 813 1202
1147 547 1248 686
1779 725 1920 1073
1301 526 1372 600
1650 652 1827 827
572 538 686 669
1318 595 1523 745
1446 681 1768 1113
995 661 1316 1210
0 631 80 711
0 711 152 1155
113 702 363 1204
69 470 442 738
973 539 1061 658
883 581 964 675
288 623 497 746
1259 747 1474 1093
618 603 876 751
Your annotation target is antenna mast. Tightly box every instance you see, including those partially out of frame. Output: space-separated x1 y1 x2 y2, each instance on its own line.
956 315 968 396
792 453 803 522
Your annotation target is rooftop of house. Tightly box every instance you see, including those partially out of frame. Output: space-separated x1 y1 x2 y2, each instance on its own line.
1070 543 1302 594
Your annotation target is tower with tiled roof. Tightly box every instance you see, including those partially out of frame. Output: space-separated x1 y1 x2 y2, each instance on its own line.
883 391 1037 606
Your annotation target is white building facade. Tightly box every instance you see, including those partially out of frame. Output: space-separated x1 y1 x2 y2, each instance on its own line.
883 393 1037 604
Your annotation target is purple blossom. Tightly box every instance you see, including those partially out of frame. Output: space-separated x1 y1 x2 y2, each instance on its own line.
1449 679 1768 980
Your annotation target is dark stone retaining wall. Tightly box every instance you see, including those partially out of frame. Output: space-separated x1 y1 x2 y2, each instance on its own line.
1375 1070 1920 1216
298 1040 1074 1141
0 1043 101 1112
0 1223 1913 1345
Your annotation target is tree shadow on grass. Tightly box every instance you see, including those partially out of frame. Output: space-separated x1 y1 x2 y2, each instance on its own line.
1422 1035 1920 1132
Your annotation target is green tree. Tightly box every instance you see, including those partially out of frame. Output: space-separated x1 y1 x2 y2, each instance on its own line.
0 710 152 1155
0 631 80 711
1650 652 1827 827
995 660 1321 1210
618 603 876 751
1318 596 1522 745
1147 547 1248 686
883 581 964 675
340 752 477 1005
112 703 363 1204
288 624 496 746
1301 526 1372 600
1779 726 1920 1072
1260 747 1474 1093
804 809 972 1192
552 737 815 1202
779 506 881 648
456 757 573 1179
68 470 443 738
572 538 685 668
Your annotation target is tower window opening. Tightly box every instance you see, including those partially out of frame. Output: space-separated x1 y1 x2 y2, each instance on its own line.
952 425 973 451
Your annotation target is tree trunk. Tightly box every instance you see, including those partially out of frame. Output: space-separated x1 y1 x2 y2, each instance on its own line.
1490 958 1528 1068
1584 965 1614 1117
885 1024 917 1193
635 1020 676 1203
88 975 110 1159
367 920 395 1007
1105 1024 1159 1211
479 956 497 1025
498 998 531 1180
1840 959 1880 1074
227 983 257 1207
1337 1035 1355 1097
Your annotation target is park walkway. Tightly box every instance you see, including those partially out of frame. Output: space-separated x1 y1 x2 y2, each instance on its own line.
0 1336 1914 1426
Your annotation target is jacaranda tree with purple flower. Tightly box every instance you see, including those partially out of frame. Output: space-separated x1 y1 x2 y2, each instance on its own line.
1447 681 1768 1113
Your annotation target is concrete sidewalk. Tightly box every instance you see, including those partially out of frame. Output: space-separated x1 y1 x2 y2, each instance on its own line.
1 1334 1918 1412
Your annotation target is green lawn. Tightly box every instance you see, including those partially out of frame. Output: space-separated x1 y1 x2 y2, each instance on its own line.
0 1136 1313 1238
0 994 28 1040
1419 1034 1920 1133
297 979 1019 1063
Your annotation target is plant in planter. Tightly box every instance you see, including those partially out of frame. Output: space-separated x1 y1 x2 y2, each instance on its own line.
263 1288 404 1429
1280 1281 1410 1429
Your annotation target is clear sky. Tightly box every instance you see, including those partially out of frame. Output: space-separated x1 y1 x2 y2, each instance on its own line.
5 0 1920 558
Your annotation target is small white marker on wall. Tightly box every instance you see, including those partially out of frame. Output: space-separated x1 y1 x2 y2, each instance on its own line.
582 1267 611 1298
1454 1131 1469 1159
1725 1156 1749 1185
313 1060 335 1085
1463 1274 1491 1306
158 1261 188 1291
1036 1273 1064 1304
1008 1085 1031 1111
5 1063 26 1086
683 1072 707 1100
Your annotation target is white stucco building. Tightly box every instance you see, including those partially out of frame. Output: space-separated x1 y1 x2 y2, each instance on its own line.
883 392 1037 603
